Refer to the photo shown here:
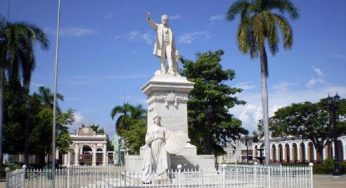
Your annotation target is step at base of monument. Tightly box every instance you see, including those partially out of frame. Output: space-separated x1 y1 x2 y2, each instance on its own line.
126 144 215 172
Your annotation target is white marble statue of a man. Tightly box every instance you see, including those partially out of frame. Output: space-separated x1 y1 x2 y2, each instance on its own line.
146 13 180 75
142 114 171 183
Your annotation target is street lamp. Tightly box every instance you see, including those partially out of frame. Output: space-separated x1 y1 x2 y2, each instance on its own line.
327 93 341 176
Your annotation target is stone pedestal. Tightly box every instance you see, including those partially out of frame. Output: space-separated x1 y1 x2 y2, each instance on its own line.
126 73 215 171
141 74 194 133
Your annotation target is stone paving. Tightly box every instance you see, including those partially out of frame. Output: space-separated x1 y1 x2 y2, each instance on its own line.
314 175 346 188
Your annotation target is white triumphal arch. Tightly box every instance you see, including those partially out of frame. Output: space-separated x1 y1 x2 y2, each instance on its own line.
62 126 108 166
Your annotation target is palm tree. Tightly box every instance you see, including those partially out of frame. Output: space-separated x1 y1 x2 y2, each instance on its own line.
34 86 63 110
226 0 298 165
0 17 49 166
111 103 146 133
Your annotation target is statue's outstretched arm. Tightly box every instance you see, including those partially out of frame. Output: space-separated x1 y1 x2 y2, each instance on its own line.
146 13 158 30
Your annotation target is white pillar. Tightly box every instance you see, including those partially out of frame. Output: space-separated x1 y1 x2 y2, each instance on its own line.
67 151 71 166
74 145 79 166
342 139 346 161
322 144 326 160
304 142 309 161
282 144 287 162
275 144 280 162
63 154 68 166
313 145 317 162
297 143 301 162
102 144 107 166
92 144 96 166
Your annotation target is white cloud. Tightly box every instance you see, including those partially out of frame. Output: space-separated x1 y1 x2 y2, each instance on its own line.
73 111 85 124
142 33 154 45
235 81 256 90
69 111 86 132
170 14 182 20
306 78 324 88
232 83 346 134
313 66 324 77
209 14 224 22
46 27 98 37
117 31 154 45
178 31 210 44
272 82 298 93
329 53 346 60
306 66 325 88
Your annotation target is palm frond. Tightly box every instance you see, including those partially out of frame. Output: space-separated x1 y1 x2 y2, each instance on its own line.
262 11 279 55
226 0 251 21
265 0 299 19
272 13 293 49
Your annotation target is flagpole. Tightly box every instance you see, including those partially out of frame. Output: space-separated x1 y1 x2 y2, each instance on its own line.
52 0 62 187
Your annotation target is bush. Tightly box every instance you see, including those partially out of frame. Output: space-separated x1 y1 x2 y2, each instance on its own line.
313 159 345 174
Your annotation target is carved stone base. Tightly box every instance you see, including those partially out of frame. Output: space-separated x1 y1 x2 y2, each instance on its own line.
141 74 194 134
126 143 215 172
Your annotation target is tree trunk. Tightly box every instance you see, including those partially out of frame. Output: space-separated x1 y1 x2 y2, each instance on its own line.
0 67 4 167
260 47 270 165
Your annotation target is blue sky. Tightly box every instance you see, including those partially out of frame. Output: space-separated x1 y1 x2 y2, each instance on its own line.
3 0 346 137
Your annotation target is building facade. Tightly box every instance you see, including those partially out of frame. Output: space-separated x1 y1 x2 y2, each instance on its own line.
253 135 346 163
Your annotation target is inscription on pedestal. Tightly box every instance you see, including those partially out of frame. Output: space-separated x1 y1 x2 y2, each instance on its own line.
162 116 186 126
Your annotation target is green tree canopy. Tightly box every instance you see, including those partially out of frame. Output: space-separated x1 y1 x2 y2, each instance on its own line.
3 86 74 165
267 98 346 162
0 16 49 166
111 103 146 154
181 50 248 155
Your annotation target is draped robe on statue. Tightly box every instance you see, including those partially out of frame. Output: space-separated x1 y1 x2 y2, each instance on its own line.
142 124 171 183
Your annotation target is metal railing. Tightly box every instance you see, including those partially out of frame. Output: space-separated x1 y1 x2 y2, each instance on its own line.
6 163 313 188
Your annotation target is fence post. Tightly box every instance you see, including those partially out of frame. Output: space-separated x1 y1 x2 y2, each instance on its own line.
5 167 10 188
309 162 313 188
254 162 257 186
267 165 271 188
177 164 182 188
124 169 127 187
279 165 282 188
22 165 26 188
66 165 70 188
222 164 226 188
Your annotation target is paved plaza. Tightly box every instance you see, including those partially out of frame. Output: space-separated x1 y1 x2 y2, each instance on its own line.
314 175 346 188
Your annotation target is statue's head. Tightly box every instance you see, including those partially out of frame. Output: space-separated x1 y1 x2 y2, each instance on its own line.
161 15 169 25
153 113 161 125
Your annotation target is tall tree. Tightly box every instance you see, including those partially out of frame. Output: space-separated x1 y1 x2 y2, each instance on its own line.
111 103 146 154
29 87 73 164
226 0 299 164
111 103 146 133
181 50 248 155
0 16 49 166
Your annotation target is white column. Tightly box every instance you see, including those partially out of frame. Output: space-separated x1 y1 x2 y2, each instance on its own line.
282 144 287 162
74 145 79 166
92 144 96 166
297 143 301 162
322 144 326 160
102 144 107 166
304 142 309 162
313 145 317 162
276 144 280 162
289 143 293 162
67 151 71 166
342 139 346 161
63 154 68 166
